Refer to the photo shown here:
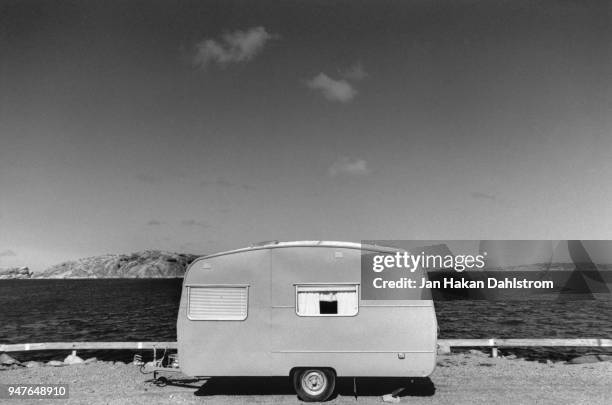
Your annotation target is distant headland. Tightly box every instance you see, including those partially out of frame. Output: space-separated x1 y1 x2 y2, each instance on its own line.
0 250 201 279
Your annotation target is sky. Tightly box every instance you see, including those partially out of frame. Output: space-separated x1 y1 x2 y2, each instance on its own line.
1 0 611 271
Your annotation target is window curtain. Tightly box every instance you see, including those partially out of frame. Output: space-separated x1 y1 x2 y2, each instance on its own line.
297 292 320 315
318 292 336 302
298 290 358 315
336 291 358 315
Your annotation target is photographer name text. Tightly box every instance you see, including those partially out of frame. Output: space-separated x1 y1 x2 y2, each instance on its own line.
373 277 554 289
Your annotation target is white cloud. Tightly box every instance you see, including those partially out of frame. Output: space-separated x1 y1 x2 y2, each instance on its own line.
194 26 275 68
306 73 357 103
342 63 368 81
328 156 371 177
0 249 16 257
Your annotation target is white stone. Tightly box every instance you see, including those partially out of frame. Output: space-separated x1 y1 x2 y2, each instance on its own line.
64 354 84 365
382 394 401 403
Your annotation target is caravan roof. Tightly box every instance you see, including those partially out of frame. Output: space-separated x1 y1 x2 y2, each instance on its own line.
199 240 402 260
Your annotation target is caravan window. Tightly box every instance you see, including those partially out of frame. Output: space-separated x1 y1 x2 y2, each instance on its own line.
187 285 248 321
295 284 358 317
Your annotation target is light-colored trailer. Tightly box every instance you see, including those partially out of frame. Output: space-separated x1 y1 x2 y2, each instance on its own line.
177 241 437 401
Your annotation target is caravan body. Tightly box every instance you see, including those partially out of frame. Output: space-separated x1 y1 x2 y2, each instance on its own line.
177 241 437 380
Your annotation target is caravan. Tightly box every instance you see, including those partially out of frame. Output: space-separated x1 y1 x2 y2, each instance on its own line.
177 241 437 401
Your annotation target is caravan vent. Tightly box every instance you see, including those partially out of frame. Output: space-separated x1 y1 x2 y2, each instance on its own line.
187 286 248 321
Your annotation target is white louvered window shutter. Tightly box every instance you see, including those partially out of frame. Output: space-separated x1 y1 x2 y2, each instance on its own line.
188 286 248 320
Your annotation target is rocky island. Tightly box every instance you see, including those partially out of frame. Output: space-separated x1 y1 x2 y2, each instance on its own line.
14 250 202 279
0 267 33 279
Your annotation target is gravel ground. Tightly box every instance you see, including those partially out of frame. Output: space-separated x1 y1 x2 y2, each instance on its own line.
1 352 611 404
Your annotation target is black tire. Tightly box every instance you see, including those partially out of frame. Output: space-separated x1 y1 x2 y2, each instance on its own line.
292 368 336 402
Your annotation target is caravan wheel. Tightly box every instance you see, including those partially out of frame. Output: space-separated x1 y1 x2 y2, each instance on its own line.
292 368 335 402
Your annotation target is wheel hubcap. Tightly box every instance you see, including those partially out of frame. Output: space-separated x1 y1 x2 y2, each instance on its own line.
301 370 327 396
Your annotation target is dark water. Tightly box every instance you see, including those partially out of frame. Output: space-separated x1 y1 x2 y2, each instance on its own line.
1 280 611 361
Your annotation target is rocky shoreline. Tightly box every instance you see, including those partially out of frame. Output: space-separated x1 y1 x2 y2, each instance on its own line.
0 352 146 370
3 348 611 372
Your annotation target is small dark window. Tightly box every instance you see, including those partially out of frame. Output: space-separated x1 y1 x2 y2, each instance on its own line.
319 300 338 314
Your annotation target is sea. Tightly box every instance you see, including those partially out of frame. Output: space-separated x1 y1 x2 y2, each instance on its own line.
1 279 611 362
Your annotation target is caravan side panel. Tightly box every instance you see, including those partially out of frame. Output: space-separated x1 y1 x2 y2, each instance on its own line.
177 249 272 377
